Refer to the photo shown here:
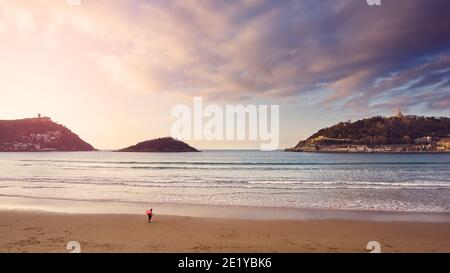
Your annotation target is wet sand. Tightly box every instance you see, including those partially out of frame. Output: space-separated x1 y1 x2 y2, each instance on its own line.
0 210 449 253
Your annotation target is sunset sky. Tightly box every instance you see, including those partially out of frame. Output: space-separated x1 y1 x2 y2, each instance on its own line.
0 0 449 149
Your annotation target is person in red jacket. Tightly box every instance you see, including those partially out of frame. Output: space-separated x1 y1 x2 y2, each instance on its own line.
146 209 153 223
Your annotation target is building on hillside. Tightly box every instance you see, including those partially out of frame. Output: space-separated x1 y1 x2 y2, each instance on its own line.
437 138 450 151
414 136 432 144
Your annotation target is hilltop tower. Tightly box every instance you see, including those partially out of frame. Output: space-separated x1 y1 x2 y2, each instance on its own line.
36 114 51 121
395 108 403 118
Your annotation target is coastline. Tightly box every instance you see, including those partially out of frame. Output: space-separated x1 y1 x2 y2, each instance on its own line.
285 148 450 154
1 195 449 222
1 210 449 253
1 196 449 252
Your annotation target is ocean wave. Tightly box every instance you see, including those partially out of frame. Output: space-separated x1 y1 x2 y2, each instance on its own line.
0 193 448 214
14 159 450 166
1 177 449 190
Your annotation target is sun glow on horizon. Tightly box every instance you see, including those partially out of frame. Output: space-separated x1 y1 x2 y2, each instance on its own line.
1 0 449 149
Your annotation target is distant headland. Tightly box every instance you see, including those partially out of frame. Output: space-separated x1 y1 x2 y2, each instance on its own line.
287 110 450 153
0 115 95 152
117 137 199 152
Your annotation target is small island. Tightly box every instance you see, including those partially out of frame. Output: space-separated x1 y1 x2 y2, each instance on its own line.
0 115 95 152
117 137 199 152
287 110 450 153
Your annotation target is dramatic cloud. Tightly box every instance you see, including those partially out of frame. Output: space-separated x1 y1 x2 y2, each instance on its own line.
1 0 449 111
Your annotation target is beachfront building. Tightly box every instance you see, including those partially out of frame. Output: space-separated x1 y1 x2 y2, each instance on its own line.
437 138 450 151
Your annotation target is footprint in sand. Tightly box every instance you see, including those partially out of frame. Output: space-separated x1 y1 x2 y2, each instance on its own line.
192 244 211 251
22 227 43 231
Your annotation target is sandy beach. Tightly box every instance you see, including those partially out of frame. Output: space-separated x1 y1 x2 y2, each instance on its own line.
0 210 449 253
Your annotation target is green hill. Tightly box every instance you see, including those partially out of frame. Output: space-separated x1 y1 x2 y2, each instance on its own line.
0 117 95 151
117 137 199 152
290 115 450 152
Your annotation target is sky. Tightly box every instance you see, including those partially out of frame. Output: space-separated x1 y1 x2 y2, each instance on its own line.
0 0 449 150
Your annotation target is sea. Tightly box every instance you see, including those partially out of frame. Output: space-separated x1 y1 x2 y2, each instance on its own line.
0 150 449 214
